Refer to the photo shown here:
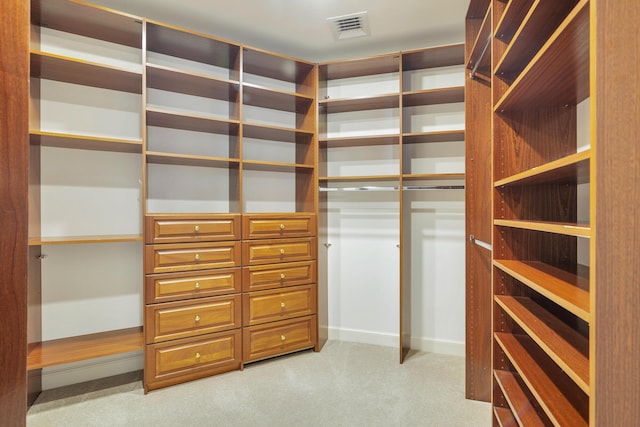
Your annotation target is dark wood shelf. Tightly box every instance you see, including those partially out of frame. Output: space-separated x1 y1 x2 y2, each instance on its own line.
493 260 590 322
243 47 314 90
28 234 142 246
402 130 465 144
494 219 591 238
319 93 399 114
243 83 313 113
402 86 464 107
495 296 589 394
146 20 240 75
319 134 399 148
494 0 535 43
146 107 240 135
495 333 588 426
32 0 142 48
495 0 590 111
495 0 577 79
466 3 492 76
31 51 142 93
493 406 518 427
243 122 313 143
146 152 241 168
320 54 399 80
29 131 142 153
402 44 464 72
494 370 546 427
146 63 239 101
27 327 143 370
495 150 590 187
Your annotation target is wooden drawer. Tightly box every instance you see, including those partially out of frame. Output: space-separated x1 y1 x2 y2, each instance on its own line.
145 268 241 304
145 330 241 391
243 315 317 362
243 214 315 239
242 237 316 266
243 261 316 292
243 284 316 326
145 294 241 344
145 214 240 244
145 241 241 274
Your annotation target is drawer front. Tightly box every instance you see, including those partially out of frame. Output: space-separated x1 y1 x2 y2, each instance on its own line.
145 241 241 274
243 284 316 326
146 295 241 344
145 268 241 304
145 330 241 391
243 261 316 292
242 238 316 266
145 214 240 244
243 315 317 362
243 214 315 239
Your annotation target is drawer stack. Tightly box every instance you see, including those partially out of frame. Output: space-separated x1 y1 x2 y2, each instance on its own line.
241 214 318 363
143 214 243 391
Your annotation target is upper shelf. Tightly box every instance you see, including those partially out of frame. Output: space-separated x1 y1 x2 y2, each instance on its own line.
495 150 590 187
403 87 464 107
243 47 315 96
146 107 240 135
31 0 142 48
146 63 239 101
31 51 142 93
402 44 464 72
320 54 400 80
319 93 399 114
243 123 313 143
146 20 240 79
495 0 579 80
29 131 142 153
243 83 314 113
494 0 535 43
494 0 589 111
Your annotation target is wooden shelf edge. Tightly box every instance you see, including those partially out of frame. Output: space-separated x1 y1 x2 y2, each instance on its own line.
494 370 547 427
494 219 591 237
27 327 143 370
29 234 143 245
319 175 400 182
495 295 590 394
146 62 239 86
466 3 492 71
493 259 590 322
146 151 240 168
494 333 588 426
30 130 143 153
493 406 518 427
243 82 314 101
495 150 591 187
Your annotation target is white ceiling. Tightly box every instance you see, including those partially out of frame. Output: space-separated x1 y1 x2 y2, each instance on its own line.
89 0 468 62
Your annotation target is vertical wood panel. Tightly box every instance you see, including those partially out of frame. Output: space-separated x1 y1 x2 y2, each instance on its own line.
594 0 640 424
0 0 29 424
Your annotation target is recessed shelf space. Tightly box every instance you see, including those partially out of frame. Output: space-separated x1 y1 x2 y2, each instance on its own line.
242 167 314 213
495 150 590 187
242 160 314 172
402 87 464 107
27 327 143 370
494 0 535 43
243 83 313 113
146 108 240 135
494 370 547 426
319 94 400 114
495 295 589 393
494 333 588 426
466 3 492 79
146 152 240 168
402 130 465 144
29 131 142 153
30 51 142 93
494 0 589 111
319 134 399 148
494 219 591 237
146 63 239 101
243 47 315 97
495 0 578 81
402 44 465 73
243 123 313 143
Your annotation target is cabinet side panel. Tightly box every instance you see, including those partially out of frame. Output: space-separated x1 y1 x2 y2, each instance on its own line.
0 0 29 423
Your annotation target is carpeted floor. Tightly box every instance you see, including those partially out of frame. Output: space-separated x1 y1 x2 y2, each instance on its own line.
27 340 491 426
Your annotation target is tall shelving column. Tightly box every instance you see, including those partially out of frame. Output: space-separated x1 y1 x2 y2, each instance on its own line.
142 21 244 392
28 0 144 402
400 44 466 361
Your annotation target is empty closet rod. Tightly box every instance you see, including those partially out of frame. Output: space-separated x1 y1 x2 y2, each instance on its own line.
469 234 492 251
319 185 465 192
469 34 491 80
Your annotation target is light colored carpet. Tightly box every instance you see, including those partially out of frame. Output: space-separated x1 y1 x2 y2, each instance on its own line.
27 340 491 426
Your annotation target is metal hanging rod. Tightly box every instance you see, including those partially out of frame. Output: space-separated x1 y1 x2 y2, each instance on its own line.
319 185 464 192
469 34 492 80
469 234 492 251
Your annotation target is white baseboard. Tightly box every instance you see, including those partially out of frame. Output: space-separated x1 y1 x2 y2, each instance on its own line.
42 351 143 390
328 326 464 356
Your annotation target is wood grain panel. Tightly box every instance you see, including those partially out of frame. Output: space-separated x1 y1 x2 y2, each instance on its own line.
0 0 28 422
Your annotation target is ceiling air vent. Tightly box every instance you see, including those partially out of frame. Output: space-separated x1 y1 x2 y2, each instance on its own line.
327 11 370 40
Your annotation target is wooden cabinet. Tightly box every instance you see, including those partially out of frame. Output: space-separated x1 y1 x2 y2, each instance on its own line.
464 0 640 424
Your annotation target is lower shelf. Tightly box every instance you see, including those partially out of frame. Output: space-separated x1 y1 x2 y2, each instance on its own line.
27 326 143 370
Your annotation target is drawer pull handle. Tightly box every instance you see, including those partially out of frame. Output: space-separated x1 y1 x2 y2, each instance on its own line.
195 282 200 289
280 249 285 255
195 315 201 322
195 253 200 261
195 352 201 360
194 225 200 232
280 302 286 309
280 223 285 230
280 273 286 279
280 335 286 342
